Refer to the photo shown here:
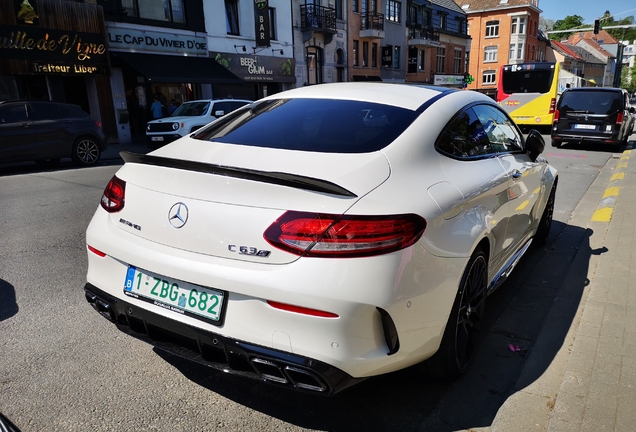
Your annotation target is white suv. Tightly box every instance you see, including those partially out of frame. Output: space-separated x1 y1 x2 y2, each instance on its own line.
146 98 252 148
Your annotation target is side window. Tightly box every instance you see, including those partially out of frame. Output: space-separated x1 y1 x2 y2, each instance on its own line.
435 108 491 158
0 104 28 123
212 102 232 116
471 104 523 153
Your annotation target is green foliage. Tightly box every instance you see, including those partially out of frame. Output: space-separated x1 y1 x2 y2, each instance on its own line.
215 53 232 69
550 15 585 40
599 10 636 42
621 65 636 93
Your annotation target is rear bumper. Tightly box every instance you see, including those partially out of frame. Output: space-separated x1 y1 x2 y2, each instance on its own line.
551 133 620 144
84 283 361 395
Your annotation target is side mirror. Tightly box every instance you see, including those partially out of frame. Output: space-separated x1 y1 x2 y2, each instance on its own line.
214 110 226 117
526 129 545 162
629 107 635 114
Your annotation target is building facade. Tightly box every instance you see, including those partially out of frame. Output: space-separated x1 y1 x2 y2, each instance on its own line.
456 0 543 97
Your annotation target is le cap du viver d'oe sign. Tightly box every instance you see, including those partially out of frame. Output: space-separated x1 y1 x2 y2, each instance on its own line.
0 24 109 75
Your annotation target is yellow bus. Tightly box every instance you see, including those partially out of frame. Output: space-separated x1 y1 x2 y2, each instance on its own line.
497 62 580 128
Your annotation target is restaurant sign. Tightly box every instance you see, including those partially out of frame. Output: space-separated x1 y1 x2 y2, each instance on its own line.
0 24 109 74
214 52 296 83
107 27 208 56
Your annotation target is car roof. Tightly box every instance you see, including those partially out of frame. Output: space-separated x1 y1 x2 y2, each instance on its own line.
258 82 476 111
564 87 624 93
182 99 252 103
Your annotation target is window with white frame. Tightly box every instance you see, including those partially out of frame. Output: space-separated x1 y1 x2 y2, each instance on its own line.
454 48 462 74
509 42 524 61
511 16 526 34
484 46 497 62
436 47 445 73
485 20 499 37
483 70 496 85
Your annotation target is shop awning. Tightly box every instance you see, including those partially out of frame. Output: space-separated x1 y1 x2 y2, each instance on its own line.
110 52 244 84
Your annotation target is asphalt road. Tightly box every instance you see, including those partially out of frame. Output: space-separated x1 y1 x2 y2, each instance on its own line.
0 136 621 431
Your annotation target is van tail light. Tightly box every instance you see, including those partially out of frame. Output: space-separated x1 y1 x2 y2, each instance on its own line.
100 175 126 213
553 109 560 122
549 98 556 114
264 211 427 258
616 112 624 125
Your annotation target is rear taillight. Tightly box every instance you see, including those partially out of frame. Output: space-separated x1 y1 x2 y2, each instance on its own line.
100 175 126 213
553 109 560 122
549 98 556 114
617 112 623 125
94 120 103 130
264 211 427 258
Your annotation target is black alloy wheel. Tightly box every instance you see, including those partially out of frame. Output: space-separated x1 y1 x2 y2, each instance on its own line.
72 137 101 166
422 247 487 380
534 183 556 247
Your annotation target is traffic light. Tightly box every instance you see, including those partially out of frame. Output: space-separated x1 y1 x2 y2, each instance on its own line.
593 19 600 34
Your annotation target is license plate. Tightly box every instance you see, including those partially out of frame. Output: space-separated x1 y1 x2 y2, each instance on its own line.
124 266 225 324
151 136 164 141
574 124 595 130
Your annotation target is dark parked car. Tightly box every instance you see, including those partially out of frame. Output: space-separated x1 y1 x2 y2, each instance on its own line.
0 100 107 167
551 87 635 148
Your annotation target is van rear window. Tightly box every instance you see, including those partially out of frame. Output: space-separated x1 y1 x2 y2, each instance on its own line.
559 91 622 115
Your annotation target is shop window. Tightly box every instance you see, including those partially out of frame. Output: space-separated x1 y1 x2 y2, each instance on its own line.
419 49 426 71
306 46 323 85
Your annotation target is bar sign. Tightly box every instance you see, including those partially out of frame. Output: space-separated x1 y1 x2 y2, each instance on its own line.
254 0 270 47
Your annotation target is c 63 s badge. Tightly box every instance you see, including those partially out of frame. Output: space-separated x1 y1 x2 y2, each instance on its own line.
228 245 271 258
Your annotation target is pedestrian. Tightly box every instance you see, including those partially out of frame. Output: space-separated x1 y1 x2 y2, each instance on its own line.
168 99 179 115
151 95 163 119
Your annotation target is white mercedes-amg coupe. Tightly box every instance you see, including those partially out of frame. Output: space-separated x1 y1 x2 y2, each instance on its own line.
85 83 557 395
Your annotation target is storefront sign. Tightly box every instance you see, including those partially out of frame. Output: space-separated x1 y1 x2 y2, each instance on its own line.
0 24 109 74
107 27 207 56
1 25 106 62
254 1 270 47
381 46 393 67
434 75 464 86
214 52 295 83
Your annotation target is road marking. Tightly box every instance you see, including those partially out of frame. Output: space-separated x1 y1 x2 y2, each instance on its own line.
591 146 631 223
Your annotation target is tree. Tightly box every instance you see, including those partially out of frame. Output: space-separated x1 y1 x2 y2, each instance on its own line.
550 15 585 40
539 17 554 32
621 65 636 93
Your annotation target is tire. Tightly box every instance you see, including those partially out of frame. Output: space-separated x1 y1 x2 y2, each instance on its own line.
72 136 101 166
551 139 561 148
422 247 488 381
534 183 556 247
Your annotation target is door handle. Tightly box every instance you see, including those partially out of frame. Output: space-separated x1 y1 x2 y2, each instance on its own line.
511 170 522 179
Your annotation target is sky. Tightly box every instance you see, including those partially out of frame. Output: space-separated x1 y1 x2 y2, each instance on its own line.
538 0 636 25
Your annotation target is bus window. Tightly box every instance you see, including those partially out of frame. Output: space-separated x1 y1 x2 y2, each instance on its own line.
502 68 554 94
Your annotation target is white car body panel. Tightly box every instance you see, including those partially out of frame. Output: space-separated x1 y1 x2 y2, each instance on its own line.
85 83 557 393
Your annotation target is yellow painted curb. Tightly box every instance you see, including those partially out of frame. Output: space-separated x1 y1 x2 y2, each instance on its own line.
592 207 614 222
602 186 621 198
611 173 625 181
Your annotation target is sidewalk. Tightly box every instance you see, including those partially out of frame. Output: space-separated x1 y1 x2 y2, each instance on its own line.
490 142 636 431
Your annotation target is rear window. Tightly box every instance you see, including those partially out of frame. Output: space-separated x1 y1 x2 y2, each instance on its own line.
502 68 554 94
192 98 419 153
558 91 623 115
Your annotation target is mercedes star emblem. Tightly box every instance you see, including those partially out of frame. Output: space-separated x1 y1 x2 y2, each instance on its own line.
168 202 189 229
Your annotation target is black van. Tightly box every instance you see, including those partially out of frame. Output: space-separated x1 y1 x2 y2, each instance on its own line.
551 87 635 148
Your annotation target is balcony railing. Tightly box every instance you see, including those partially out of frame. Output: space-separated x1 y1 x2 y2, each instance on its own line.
300 5 336 33
361 12 385 31
408 27 439 41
